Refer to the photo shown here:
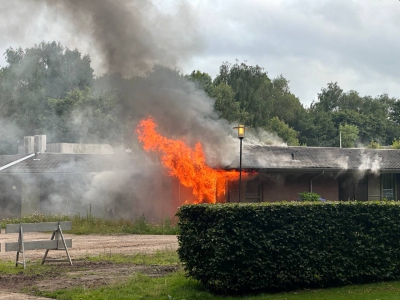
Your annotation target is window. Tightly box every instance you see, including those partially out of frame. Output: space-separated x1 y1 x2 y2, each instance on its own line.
382 174 395 200
245 176 261 202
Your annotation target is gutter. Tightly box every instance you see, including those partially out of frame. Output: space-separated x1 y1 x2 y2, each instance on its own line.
0 153 35 171
310 170 324 193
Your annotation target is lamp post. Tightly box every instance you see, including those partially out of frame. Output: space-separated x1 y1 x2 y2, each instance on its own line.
233 124 245 202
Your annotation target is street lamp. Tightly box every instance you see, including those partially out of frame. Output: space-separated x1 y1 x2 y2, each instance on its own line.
233 124 246 202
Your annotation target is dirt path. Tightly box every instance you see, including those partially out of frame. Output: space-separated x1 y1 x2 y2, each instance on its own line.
0 233 179 299
0 232 178 261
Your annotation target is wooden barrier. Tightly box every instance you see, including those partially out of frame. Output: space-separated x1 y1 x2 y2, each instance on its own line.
4 221 72 269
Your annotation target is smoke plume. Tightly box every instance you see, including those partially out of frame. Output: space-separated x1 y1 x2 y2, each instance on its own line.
0 0 285 220
32 0 203 77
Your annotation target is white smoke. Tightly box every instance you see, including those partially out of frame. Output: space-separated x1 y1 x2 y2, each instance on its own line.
358 151 382 175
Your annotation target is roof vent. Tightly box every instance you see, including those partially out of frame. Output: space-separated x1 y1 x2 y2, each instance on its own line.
34 135 46 153
24 136 34 154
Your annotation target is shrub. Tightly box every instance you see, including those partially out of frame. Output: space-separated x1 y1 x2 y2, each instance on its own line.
366 140 382 149
392 138 400 149
177 202 400 294
298 192 321 201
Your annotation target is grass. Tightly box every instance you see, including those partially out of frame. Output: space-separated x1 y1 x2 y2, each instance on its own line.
0 250 180 276
3 214 400 299
86 250 180 265
36 270 400 300
0 212 179 235
2 244 400 299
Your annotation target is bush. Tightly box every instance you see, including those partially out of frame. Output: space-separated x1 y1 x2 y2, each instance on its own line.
177 202 400 294
298 192 321 201
366 140 382 149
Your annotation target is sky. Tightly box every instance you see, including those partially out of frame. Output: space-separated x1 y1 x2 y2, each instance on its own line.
1 0 400 107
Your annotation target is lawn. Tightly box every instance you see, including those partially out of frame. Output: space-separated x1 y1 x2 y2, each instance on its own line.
0 251 399 300
37 269 400 300
1 214 400 299
0 212 179 235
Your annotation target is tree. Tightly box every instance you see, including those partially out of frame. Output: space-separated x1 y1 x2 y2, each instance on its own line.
213 61 272 128
268 117 300 146
212 83 247 123
338 90 363 112
270 75 304 126
312 82 343 112
298 110 337 147
339 123 359 148
186 70 214 96
0 42 95 149
2 42 93 98
44 88 122 144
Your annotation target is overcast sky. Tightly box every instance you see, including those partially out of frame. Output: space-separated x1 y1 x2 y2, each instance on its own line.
1 0 399 106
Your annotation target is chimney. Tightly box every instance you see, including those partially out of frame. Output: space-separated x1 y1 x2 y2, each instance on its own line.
34 135 47 153
24 136 34 154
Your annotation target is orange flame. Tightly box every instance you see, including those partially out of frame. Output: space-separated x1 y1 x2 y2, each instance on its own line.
136 116 238 203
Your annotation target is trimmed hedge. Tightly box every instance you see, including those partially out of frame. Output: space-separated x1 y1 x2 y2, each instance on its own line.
177 202 400 294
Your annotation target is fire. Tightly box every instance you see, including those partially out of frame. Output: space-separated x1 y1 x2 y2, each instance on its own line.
135 116 239 203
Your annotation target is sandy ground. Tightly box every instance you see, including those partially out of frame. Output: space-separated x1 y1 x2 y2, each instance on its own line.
0 232 179 299
0 231 178 261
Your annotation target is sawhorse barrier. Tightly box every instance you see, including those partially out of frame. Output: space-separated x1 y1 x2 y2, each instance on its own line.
4 221 72 269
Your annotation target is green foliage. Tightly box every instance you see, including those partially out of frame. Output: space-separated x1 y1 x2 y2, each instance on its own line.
312 82 343 112
267 117 300 146
270 75 304 127
339 123 359 148
392 138 400 149
87 250 180 265
185 70 214 96
177 202 400 294
298 192 320 201
30 271 400 300
213 61 272 128
0 42 101 153
297 109 338 147
213 83 248 122
366 140 382 149
1 213 178 235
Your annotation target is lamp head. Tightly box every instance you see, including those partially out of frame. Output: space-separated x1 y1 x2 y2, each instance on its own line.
233 124 246 139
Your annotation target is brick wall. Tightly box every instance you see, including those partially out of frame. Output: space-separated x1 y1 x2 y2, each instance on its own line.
312 176 339 201
227 172 339 203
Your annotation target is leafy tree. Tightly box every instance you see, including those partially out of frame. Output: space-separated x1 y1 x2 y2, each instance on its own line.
186 70 214 96
270 75 304 126
297 110 337 147
2 42 93 98
213 61 272 128
44 88 122 144
268 117 299 146
338 90 363 112
339 123 359 148
312 82 343 112
0 42 94 146
212 83 247 123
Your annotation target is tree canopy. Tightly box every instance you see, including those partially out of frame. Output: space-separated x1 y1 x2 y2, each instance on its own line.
1 42 400 154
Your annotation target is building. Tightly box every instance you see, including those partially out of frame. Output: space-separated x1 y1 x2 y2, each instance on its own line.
225 146 400 203
2 140 399 220
0 135 178 221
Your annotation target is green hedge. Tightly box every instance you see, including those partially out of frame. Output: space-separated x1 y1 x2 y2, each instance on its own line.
177 202 400 294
